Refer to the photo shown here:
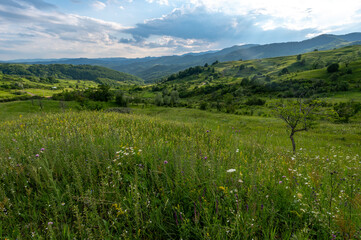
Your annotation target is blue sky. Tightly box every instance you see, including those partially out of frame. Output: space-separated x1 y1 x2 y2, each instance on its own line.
1 0 361 60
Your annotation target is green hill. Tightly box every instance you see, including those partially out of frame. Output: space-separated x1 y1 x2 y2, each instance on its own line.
0 64 143 84
156 45 361 101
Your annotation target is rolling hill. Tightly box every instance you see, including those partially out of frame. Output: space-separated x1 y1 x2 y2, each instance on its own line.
6 32 361 83
149 45 361 104
0 64 143 84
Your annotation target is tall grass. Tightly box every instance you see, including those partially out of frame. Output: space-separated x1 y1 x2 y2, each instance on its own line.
0 110 360 239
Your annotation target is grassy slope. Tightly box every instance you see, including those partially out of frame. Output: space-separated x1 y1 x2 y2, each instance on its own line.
160 45 361 96
0 105 360 239
0 74 99 100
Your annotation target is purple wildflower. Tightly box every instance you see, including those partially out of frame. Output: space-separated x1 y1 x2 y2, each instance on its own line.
164 160 168 164
41 148 45 151
174 211 178 226
48 222 53 225
35 154 40 157
279 181 283 184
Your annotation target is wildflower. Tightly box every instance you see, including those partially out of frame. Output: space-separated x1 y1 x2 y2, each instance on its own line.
41 148 45 151
164 161 168 164
48 222 53 225
204 156 207 160
61 202 65 206
236 149 239 153
282 176 286 178
279 181 283 184
35 154 40 157
297 193 303 199
218 186 226 191
227 169 236 173
238 179 243 183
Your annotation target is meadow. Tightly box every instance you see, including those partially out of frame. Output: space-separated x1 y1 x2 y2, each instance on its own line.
0 102 360 239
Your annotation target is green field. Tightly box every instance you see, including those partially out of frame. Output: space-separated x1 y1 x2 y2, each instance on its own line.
0 101 361 239
1 46 361 239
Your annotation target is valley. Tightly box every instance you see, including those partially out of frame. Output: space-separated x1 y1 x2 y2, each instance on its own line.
1 39 361 239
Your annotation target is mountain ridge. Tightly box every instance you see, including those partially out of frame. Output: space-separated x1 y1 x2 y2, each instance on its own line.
3 32 361 83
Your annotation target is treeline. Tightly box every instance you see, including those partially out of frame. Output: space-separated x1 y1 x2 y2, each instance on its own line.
0 64 142 84
174 76 352 100
165 62 219 82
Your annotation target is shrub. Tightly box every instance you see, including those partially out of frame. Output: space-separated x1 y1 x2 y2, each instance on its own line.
245 97 266 106
327 63 339 73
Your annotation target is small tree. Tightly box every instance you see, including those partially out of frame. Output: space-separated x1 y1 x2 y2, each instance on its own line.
154 93 163 106
273 99 319 153
327 63 339 73
116 92 128 107
170 90 180 106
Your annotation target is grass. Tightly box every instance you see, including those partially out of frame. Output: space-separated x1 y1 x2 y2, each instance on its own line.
0 104 360 239
0 100 79 121
0 90 18 99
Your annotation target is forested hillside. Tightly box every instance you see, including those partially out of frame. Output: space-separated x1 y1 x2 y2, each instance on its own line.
0 64 142 84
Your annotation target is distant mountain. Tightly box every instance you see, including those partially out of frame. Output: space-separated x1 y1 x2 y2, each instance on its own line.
0 64 143 84
4 32 361 83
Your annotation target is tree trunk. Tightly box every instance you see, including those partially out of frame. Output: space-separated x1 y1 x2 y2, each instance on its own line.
290 131 296 154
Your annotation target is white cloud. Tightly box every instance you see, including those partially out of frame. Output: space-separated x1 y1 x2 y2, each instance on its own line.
146 0 169 6
0 0 138 59
92 1 106 10
1 0 361 60
186 0 361 32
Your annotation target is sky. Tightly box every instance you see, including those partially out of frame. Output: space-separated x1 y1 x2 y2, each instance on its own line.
1 0 361 60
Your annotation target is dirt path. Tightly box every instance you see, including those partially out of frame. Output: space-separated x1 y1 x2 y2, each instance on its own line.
21 91 36 96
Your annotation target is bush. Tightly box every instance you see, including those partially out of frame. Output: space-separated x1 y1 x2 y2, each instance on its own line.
327 63 339 73
279 68 289 76
199 101 208 110
115 92 129 107
333 101 361 123
245 97 266 106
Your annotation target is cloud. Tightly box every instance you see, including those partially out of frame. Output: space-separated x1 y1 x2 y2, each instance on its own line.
187 0 361 32
0 0 56 10
1 0 361 60
0 0 143 59
92 1 106 10
123 6 318 47
146 0 169 5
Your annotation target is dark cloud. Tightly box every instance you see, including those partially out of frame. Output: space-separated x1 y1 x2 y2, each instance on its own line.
123 8 252 41
122 7 318 46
